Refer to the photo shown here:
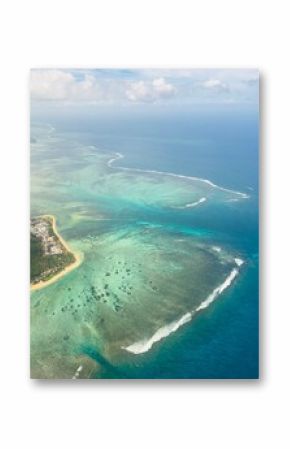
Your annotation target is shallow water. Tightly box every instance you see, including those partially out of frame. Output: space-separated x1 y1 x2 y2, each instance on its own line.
30 110 258 379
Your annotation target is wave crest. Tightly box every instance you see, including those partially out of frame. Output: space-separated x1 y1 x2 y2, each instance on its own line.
123 258 243 355
107 151 249 199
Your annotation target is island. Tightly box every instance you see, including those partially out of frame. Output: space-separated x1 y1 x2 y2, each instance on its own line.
30 215 81 290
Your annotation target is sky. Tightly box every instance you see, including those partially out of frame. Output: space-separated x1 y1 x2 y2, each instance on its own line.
30 68 259 108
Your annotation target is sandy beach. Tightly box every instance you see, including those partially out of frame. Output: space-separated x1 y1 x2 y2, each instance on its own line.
31 215 83 291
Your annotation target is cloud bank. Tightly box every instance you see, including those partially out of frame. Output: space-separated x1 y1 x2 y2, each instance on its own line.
126 77 176 102
201 79 229 92
31 68 259 105
31 70 102 102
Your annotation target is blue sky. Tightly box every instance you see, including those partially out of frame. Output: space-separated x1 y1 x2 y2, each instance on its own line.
30 68 259 106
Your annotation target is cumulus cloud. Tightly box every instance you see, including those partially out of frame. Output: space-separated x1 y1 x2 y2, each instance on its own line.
31 71 176 104
152 78 176 96
201 79 229 92
31 69 102 102
126 77 176 102
30 69 258 105
126 81 151 102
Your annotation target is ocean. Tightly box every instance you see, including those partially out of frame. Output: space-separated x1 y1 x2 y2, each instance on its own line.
31 104 259 379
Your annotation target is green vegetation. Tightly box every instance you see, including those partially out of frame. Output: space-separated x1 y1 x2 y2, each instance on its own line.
30 217 75 285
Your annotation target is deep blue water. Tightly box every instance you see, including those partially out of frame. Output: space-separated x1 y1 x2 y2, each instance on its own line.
37 105 259 379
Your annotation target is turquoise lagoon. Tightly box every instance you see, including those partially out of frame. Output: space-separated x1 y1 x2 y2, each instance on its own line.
30 108 259 379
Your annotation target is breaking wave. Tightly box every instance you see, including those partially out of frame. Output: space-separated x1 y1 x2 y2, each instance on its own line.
177 197 207 209
195 268 238 311
107 152 249 199
123 258 243 355
122 313 192 355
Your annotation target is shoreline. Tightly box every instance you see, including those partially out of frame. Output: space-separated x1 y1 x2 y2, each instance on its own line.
30 215 83 291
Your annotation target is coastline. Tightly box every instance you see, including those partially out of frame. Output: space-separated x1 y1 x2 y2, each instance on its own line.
30 215 83 291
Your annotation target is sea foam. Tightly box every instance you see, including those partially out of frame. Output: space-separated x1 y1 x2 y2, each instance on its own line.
177 197 207 209
72 365 83 379
195 268 238 311
234 258 244 267
106 150 247 355
123 313 192 355
107 152 249 199
123 258 243 355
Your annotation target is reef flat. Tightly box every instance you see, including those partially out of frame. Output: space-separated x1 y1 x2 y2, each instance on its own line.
30 124 248 379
